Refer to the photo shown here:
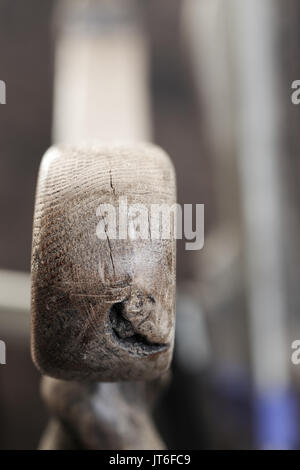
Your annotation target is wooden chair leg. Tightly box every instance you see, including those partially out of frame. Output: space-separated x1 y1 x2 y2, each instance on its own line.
31 143 176 449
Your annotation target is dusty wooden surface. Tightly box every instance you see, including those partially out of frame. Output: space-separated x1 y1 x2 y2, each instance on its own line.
31 143 176 382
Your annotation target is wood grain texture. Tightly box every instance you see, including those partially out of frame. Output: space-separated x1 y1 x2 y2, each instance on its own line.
31 143 176 381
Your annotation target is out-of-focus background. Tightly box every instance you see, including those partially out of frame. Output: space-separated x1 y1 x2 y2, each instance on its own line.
1 0 300 449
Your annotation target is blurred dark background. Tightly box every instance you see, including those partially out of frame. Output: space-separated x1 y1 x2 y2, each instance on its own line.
1 0 300 449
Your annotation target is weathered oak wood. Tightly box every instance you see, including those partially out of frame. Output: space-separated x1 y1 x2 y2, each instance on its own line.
31 143 176 382
31 144 176 448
